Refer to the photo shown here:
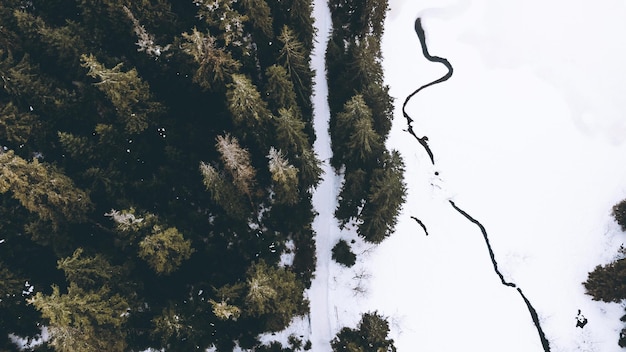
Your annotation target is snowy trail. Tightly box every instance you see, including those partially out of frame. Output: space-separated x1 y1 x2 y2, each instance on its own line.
308 0 335 349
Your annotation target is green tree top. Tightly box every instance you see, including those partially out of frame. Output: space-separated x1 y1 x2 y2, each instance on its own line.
80 54 162 134
0 150 92 228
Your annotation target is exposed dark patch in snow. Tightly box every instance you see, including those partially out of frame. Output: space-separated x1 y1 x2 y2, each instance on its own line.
401 18 454 165
409 216 429 236
405 17 551 352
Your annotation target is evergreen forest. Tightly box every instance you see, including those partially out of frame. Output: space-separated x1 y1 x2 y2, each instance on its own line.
0 0 399 351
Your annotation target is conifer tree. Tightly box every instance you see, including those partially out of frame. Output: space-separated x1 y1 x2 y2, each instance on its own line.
12 10 87 67
245 260 307 331
335 168 367 227
199 161 249 219
345 114 382 164
194 0 249 49
331 94 374 169
216 133 257 197
57 131 94 160
584 258 626 303
138 226 194 275
123 6 171 58
0 150 92 228
151 306 190 345
331 311 396 352
209 298 242 321
613 199 626 231
240 0 274 37
28 284 129 352
226 74 272 126
297 148 323 188
274 107 309 154
358 151 406 243
181 28 241 91
0 102 37 144
265 65 298 112
57 248 121 290
80 54 162 134
278 26 312 101
267 147 299 205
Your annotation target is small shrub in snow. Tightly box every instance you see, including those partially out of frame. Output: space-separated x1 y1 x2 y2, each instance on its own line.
613 199 626 231
331 239 356 267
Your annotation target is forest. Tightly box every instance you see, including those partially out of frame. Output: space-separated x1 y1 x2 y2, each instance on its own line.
0 0 398 351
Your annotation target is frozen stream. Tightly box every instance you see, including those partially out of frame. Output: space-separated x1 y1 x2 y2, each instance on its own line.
369 0 626 351
303 1 626 352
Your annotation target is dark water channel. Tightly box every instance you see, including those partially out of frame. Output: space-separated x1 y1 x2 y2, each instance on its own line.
404 17 551 352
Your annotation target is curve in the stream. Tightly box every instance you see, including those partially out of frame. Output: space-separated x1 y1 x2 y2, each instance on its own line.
406 17 551 352
410 216 429 236
401 18 454 165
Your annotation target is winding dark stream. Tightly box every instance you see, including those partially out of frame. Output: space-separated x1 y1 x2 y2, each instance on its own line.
404 17 551 352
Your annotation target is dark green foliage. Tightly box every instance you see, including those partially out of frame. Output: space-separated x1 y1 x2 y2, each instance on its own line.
332 239 357 267
0 0 319 350
358 151 406 244
613 199 626 231
244 260 309 331
585 200 626 347
585 258 626 303
331 311 397 352
326 0 403 244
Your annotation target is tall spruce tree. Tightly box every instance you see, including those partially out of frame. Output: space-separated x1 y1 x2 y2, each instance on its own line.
358 151 406 244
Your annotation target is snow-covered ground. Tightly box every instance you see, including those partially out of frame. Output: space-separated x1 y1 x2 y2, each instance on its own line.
303 0 626 351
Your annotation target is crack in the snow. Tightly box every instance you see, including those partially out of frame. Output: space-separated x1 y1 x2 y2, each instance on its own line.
410 216 429 236
448 201 515 288
401 18 454 165
405 17 551 352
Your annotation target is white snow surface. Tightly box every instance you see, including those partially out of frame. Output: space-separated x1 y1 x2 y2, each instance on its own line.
302 0 626 351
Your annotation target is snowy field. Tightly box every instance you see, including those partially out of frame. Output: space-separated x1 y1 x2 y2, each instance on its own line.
304 0 626 351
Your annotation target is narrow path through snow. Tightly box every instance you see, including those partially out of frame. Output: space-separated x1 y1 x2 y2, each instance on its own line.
308 0 335 349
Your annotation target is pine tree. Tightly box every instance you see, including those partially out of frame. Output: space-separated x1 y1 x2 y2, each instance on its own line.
209 298 242 321
267 147 299 205
215 133 257 197
194 0 249 48
0 150 92 228
12 10 87 67
278 26 312 102
199 161 249 219
0 102 37 144
28 283 129 352
181 28 241 91
584 258 626 303
57 248 121 289
122 6 171 58
265 65 298 112
57 131 94 160
345 114 382 164
151 306 190 345
226 74 272 126
240 0 274 37
0 261 22 308
358 151 406 243
613 199 626 231
297 148 323 189
331 94 374 169
138 226 194 275
274 107 308 154
335 168 367 226
331 311 396 352
80 54 162 134
245 260 307 331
